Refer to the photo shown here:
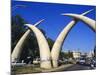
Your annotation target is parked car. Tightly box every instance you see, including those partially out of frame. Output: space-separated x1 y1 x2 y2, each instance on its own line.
78 58 86 64
90 58 96 69
85 58 92 65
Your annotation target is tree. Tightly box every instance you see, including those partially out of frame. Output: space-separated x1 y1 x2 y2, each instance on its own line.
94 46 96 58
47 38 54 50
60 51 68 60
11 15 27 52
67 50 73 58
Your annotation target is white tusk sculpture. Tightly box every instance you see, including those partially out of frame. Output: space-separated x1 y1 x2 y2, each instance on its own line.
62 14 96 31
25 24 52 69
51 9 95 68
11 19 44 63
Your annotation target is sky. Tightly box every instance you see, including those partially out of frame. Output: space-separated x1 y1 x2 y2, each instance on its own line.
12 1 96 53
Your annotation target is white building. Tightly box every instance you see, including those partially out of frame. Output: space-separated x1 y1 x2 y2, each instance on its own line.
73 51 81 59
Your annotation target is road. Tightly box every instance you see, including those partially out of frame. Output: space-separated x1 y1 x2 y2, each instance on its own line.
61 64 95 71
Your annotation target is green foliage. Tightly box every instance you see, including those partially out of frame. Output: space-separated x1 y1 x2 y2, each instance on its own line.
60 51 67 59
47 38 54 50
94 46 96 57
11 15 27 51
60 50 73 59
67 50 73 58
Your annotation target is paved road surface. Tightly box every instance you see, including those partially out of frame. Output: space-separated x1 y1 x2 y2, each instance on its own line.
62 64 95 71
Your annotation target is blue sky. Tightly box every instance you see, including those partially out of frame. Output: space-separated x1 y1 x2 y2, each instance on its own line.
12 1 96 53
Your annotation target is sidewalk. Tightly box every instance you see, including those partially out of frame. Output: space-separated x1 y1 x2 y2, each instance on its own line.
42 64 75 72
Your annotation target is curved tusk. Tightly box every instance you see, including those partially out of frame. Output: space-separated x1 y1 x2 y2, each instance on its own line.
62 14 96 31
81 9 94 15
25 24 52 69
11 19 44 63
51 9 95 68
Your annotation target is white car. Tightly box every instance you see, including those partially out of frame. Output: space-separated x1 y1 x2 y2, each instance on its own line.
79 58 85 64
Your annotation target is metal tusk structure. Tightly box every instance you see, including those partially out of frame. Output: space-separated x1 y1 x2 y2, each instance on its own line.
25 24 52 69
51 9 95 68
11 19 44 63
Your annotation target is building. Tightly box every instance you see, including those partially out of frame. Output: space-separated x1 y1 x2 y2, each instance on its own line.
73 51 81 59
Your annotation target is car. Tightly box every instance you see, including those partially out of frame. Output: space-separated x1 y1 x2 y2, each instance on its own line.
90 58 96 69
85 58 92 65
33 60 40 64
78 58 86 64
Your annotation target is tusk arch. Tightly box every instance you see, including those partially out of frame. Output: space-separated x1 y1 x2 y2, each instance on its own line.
51 9 95 68
11 19 44 63
25 24 52 69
